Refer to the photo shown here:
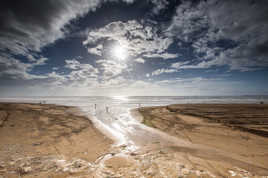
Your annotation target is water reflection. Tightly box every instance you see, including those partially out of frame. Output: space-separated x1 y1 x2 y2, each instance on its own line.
112 96 129 102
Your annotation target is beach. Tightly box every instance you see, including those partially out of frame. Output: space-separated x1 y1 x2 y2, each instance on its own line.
0 103 113 177
138 104 268 176
1 102 268 177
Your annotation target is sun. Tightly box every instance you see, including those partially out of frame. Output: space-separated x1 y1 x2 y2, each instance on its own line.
112 45 128 60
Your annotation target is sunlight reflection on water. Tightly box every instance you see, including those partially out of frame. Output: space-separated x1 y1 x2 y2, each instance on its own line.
112 96 129 102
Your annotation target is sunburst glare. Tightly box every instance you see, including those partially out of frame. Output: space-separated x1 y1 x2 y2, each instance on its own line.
112 44 128 60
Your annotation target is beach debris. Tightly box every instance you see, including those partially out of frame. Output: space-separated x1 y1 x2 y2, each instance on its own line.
32 142 42 146
0 162 6 174
130 152 138 156
228 170 237 176
2 156 95 176
19 166 32 174
56 159 92 173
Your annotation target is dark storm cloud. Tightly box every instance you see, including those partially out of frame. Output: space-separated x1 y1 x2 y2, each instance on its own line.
0 0 102 57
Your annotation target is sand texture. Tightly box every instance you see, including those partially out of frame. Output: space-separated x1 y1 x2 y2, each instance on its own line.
138 104 268 177
1 103 268 177
0 103 112 177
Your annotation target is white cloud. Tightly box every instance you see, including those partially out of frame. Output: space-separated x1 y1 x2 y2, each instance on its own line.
143 52 178 60
96 59 128 80
65 59 99 78
135 58 145 63
0 54 48 80
65 59 81 70
166 1 208 42
171 61 190 69
150 0 169 14
87 44 103 56
83 20 174 60
0 0 138 62
43 59 99 87
151 68 177 76
167 0 268 71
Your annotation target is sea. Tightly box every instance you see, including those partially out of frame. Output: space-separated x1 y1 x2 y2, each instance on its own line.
0 95 267 108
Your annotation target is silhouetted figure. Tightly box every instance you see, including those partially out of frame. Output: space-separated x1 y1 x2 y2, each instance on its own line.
106 106 109 113
94 104 97 110
260 101 264 104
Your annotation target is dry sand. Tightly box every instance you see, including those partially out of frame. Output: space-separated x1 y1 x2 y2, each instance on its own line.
138 104 268 177
0 103 113 177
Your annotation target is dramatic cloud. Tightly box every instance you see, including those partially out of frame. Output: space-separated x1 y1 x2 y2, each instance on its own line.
42 59 99 88
0 0 267 96
65 59 98 77
0 53 48 80
0 0 104 57
96 59 128 80
83 20 175 60
167 0 268 71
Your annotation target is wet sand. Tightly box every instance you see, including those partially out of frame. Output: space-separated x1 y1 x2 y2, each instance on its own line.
137 104 268 177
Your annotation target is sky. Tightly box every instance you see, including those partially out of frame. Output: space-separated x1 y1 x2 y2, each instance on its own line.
0 0 268 96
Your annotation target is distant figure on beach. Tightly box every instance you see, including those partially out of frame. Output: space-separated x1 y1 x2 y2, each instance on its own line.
40 101 46 104
106 106 109 113
260 101 264 104
94 104 97 110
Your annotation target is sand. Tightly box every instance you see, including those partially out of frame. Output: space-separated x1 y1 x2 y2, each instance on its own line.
1 103 268 177
138 104 268 177
0 103 113 177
